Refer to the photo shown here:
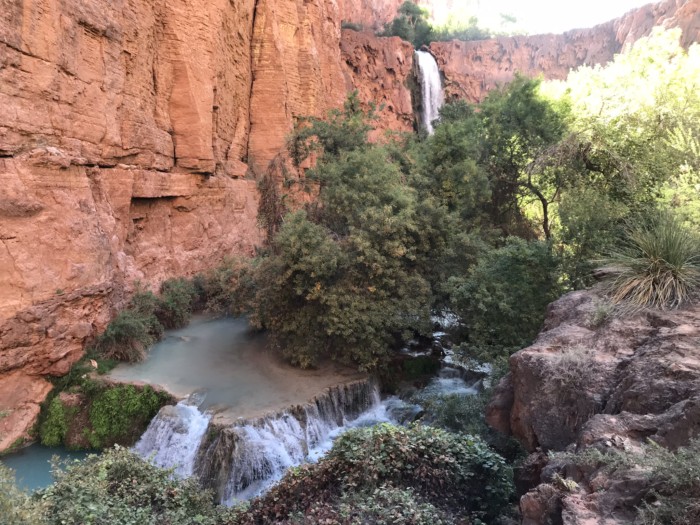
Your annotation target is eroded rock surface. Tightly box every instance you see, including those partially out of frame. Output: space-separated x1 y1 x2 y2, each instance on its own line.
488 290 700 524
340 30 416 137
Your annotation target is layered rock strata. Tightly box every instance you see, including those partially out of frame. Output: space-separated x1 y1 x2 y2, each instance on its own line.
340 29 416 138
0 0 420 453
487 290 700 524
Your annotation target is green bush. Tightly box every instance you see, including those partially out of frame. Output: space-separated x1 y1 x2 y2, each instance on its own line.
40 447 229 525
601 214 700 310
92 309 157 362
286 485 457 525
448 237 562 362
39 397 70 447
557 439 700 525
416 376 526 463
93 289 166 363
243 424 513 523
380 2 433 48
557 185 628 288
193 260 254 316
156 278 197 329
340 21 364 32
636 440 700 525
86 385 166 449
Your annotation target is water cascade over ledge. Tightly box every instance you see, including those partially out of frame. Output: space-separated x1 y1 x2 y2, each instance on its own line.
415 50 444 134
135 379 384 503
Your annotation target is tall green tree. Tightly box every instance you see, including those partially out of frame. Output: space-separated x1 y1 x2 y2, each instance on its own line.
248 99 451 370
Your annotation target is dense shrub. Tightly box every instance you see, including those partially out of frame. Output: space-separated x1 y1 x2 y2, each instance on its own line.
340 21 364 32
86 385 167 449
419 392 525 462
39 383 169 450
241 424 513 523
193 259 254 316
557 439 700 525
285 486 458 525
636 440 700 525
39 397 71 447
601 214 700 310
0 465 43 525
92 309 158 363
93 288 165 362
156 278 197 329
380 1 433 48
448 237 562 362
379 1 492 47
40 447 230 525
557 185 628 288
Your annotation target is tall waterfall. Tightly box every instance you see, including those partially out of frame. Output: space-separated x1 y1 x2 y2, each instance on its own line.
415 50 444 134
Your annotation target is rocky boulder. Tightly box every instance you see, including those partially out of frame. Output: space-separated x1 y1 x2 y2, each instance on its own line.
488 289 700 524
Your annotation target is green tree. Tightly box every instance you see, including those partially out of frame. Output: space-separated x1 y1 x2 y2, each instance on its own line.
540 28 700 285
247 99 454 370
381 2 433 48
448 237 562 362
477 76 571 238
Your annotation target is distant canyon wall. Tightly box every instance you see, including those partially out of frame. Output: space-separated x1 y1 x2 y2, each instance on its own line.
431 0 700 102
341 0 699 102
0 0 698 452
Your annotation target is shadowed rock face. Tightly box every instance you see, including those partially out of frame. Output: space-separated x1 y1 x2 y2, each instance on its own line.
487 289 700 524
1 0 698 453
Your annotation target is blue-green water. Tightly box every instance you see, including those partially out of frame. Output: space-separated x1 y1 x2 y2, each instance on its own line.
1 444 90 492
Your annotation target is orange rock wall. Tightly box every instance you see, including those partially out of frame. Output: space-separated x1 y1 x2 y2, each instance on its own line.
0 0 272 450
247 0 347 172
338 0 403 31
0 0 417 452
340 30 416 137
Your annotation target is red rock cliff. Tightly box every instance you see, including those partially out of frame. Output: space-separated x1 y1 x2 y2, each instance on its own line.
0 0 421 452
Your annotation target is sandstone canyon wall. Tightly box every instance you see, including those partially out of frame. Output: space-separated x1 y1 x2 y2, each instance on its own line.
0 0 262 451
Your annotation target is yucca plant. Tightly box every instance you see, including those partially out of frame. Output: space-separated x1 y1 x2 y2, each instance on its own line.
600 214 700 311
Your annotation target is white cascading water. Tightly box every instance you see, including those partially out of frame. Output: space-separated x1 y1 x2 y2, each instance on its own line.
135 365 479 505
221 382 384 503
134 401 211 478
415 50 444 134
